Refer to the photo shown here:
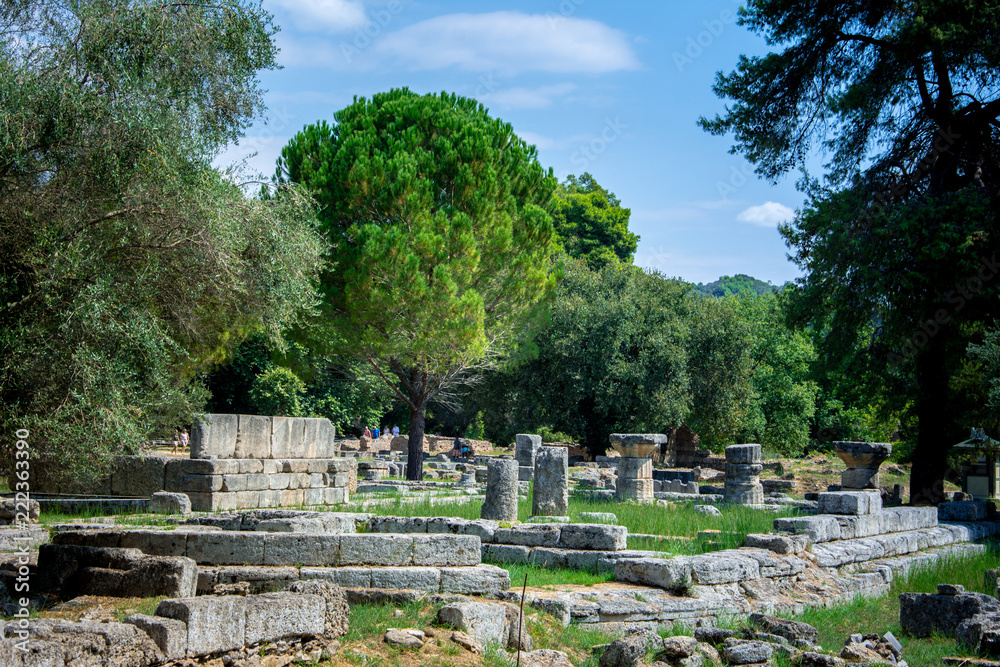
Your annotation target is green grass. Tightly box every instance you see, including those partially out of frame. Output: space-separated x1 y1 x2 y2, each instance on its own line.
498 562 615 588
341 598 439 644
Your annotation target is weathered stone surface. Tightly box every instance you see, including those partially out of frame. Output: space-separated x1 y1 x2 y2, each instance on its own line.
579 512 618 524
283 580 350 637
558 523 628 551
482 543 530 564
481 458 519 522
495 524 561 547
110 456 168 497
235 414 271 459
939 501 995 522
521 649 575 667
817 490 882 515
191 413 238 459
988 568 999 599
438 601 509 647
149 492 191 515
614 557 692 594
157 595 246 656
832 441 891 478
244 592 325 645
748 612 819 644
722 639 773 665
411 534 480 567
516 434 543 468
694 504 722 517
339 534 412 566
126 614 187 661
598 632 647 667
743 533 808 555
440 564 510 596
725 444 762 465
533 446 569 517
186 531 266 565
38 544 198 599
688 552 761 585
956 612 1000 657
505 601 532 651
1 619 164 667
900 591 1000 637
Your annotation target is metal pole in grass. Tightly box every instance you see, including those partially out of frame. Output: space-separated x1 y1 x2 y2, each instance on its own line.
516 572 527 667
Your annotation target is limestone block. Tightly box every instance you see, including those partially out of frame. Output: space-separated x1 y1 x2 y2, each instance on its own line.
616 477 655 502
515 434 542 468
722 639 773 665
191 413 238 459
324 487 348 505
528 548 568 569
481 458 519 522
300 418 322 459
235 415 271 459
119 529 189 557
748 612 819 644
301 566 373 588
340 534 413 566
495 524 561 547
243 473 268 491
149 492 192 515
518 465 534 481
482 543 530 564
438 601 509 647
263 534 340 566
283 579 350 638
199 565 299 594
238 459 264 474
687 552 761 585
617 456 653 479
558 524 627 551
255 490 280 509
287 418 308 458
126 613 188 661
371 566 441 591
725 443 762 464
0 619 164 666
743 533 808 555
899 590 1000 637
263 459 278 474
315 419 336 458
244 592 326 645
440 564 511 596
304 488 325 506
270 417 294 459
426 517 498 542
186 531 265 566
773 515 842 543
156 595 246 656
280 489 304 506
221 474 247 492
111 456 168 497
841 467 880 489
411 534 481 566
37 544 198 599
369 516 427 533
614 557 692 594
233 491 261 509
176 474 223 494
939 501 994 522
818 490 882 515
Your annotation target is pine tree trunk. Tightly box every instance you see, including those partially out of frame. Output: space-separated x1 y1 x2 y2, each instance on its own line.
909 342 950 505
406 403 425 481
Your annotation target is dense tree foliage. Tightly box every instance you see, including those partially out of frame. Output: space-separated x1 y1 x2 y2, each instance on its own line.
550 173 639 268
0 0 324 484
278 89 557 479
702 0 1000 502
694 274 779 298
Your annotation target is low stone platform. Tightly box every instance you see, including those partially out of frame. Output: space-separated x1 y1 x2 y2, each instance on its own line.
809 521 1000 568
52 529 481 567
773 506 939 543
482 544 662 572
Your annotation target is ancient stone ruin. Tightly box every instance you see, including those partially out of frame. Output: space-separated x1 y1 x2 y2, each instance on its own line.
610 433 664 503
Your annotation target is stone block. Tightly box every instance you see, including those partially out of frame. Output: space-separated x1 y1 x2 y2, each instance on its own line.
481 458 519 522
191 413 238 459
440 564 511 596
818 490 882 515
369 515 428 533
315 419 336 458
270 417 294 459
300 418 322 459
176 474 223 494
939 501 994 522
287 418 308 458
617 477 655 502
126 613 188 660
233 491 261 509
841 467 880 489
280 489 304 506
340 534 413 566
688 552 760 584
186 531 265 566
438 601 510 647
558 524 627 551
615 557 693 594
235 415 271 459
157 595 246 656
149 492 192 515
426 517 498 541
111 456 168 497
119 529 189 557
495 524 561 547
37 544 198 599
617 456 653 479
518 465 534 481
725 443 762 464
482 543 530 564
900 591 1000 637
722 639 773 665
264 534 340 566
221 474 247 492
238 459 264 473
743 533 808 554
301 566 373 588
324 487 348 505
244 592 326 645
371 567 441 591
748 612 819 644
773 515 842 543
515 434 542 468
411 534 481 566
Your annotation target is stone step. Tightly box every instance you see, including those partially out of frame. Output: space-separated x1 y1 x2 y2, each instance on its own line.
481 543 663 572
773 506 938 543
809 522 1000 568
198 563 510 597
367 516 628 551
53 529 480 567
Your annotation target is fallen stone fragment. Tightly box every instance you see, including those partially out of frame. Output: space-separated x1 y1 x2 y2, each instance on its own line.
900 591 1000 637
438 601 509 647
748 612 820 645
450 630 482 653
722 638 773 665
599 632 648 667
840 642 887 663
655 635 699 660
384 628 423 649
694 627 737 645
800 652 847 667
520 649 576 667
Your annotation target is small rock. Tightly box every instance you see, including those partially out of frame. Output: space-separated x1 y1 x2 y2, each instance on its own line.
938 584 966 595
694 505 722 517
754 632 789 645
213 582 251 596
722 639 773 665
451 630 482 654
840 642 886 663
882 632 902 656
848 633 863 644
384 629 423 649
694 627 737 645
520 649 575 667
600 633 648 667
656 635 699 660
800 652 846 667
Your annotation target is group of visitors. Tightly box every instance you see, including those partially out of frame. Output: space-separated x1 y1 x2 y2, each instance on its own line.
449 437 473 459
363 424 400 439
172 428 189 454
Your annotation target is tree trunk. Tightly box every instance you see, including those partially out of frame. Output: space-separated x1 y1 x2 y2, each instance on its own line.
909 341 950 505
406 402 425 481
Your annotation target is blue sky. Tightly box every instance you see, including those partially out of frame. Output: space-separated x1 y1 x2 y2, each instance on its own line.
219 0 809 285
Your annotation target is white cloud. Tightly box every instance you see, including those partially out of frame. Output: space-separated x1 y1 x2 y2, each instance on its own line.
374 12 640 74
269 0 367 33
736 201 795 228
481 83 577 110
213 136 291 181
516 130 557 151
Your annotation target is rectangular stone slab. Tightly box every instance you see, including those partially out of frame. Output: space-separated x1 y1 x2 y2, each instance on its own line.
191 414 238 459
156 596 246 656
244 592 325 645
